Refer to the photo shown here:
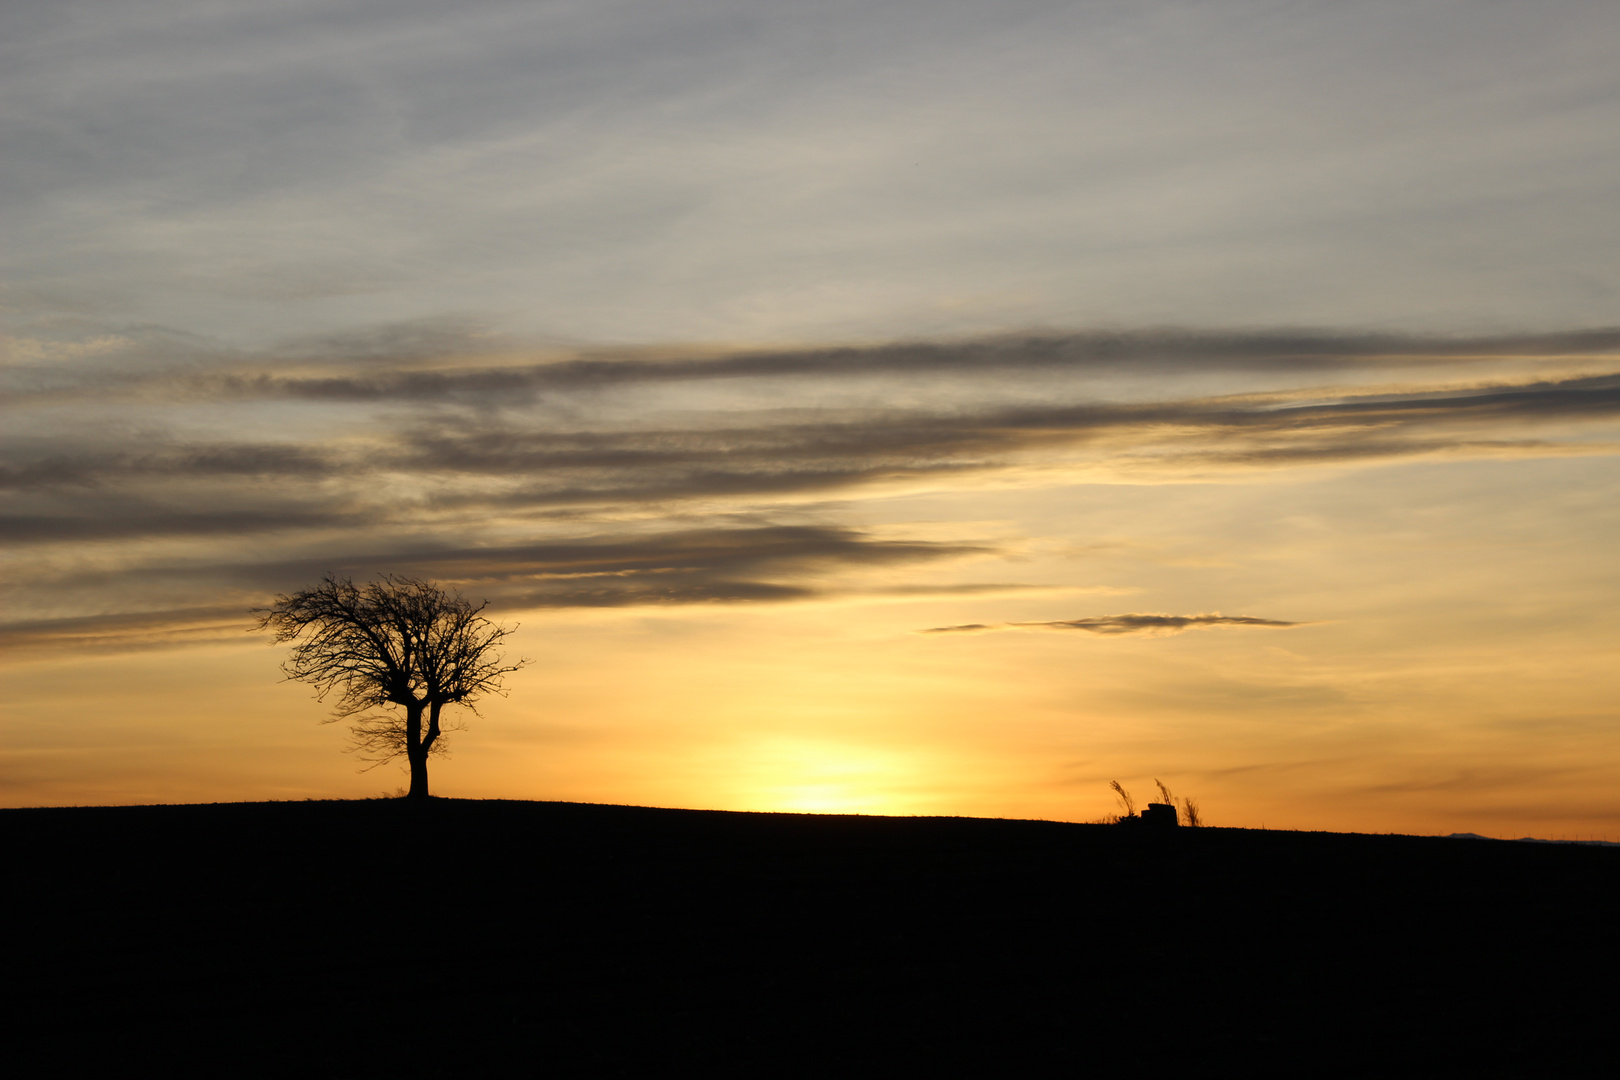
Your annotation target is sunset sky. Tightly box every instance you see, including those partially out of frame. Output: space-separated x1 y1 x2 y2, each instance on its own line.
5 0 1619 835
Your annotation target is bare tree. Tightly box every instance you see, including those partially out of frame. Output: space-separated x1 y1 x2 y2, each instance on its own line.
253 574 528 799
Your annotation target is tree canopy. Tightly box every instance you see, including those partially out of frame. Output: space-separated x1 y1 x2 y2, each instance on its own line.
254 574 527 798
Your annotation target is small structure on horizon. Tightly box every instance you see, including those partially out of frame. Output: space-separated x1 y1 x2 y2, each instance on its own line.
1141 802 1179 827
1108 780 1197 827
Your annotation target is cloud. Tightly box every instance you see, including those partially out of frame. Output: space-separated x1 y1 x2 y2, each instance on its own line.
0 443 336 490
13 327 1620 406
0 504 363 543
0 524 997 656
6 353 1618 550
5 320 1616 666
381 525 993 609
8 2 1620 355
0 606 251 656
379 368 1620 479
184 328 1620 405
23 365 1620 488
921 613 1303 636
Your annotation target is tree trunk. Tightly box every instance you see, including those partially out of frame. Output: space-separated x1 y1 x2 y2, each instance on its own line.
404 701 430 799
406 750 430 799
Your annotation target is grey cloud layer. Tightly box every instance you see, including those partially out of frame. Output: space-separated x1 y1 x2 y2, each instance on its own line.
6 1 1620 344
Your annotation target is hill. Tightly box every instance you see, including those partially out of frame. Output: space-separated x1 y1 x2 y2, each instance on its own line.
6 799 1615 1073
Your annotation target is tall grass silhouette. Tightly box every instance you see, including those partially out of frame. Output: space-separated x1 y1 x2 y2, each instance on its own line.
1103 779 1203 826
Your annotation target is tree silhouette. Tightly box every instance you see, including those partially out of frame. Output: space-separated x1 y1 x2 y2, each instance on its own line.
253 574 528 799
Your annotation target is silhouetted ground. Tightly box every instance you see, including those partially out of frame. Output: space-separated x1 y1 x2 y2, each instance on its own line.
6 799 1616 1074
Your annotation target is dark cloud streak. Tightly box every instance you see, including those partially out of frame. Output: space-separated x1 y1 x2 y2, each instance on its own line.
13 327 1620 406
922 614 1303 636
0 443 335 490
209 328 1620 402
1 525 997 654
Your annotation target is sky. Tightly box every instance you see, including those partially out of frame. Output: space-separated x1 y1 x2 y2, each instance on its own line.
5 0 1619 834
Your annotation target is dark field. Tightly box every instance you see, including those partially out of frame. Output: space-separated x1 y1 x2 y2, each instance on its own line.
6 799 1616 1074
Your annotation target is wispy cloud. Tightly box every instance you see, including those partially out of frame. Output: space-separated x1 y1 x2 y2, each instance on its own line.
0 606 252 656
7 362 1617 546
921 613 1304 636
11 327 1620 406
4 321 1616 658
1 525 999 654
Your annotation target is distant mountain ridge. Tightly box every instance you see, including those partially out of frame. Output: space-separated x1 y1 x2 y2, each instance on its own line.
1447 831 1620 846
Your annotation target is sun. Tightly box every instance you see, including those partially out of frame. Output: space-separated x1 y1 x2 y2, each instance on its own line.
726 738 918 816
